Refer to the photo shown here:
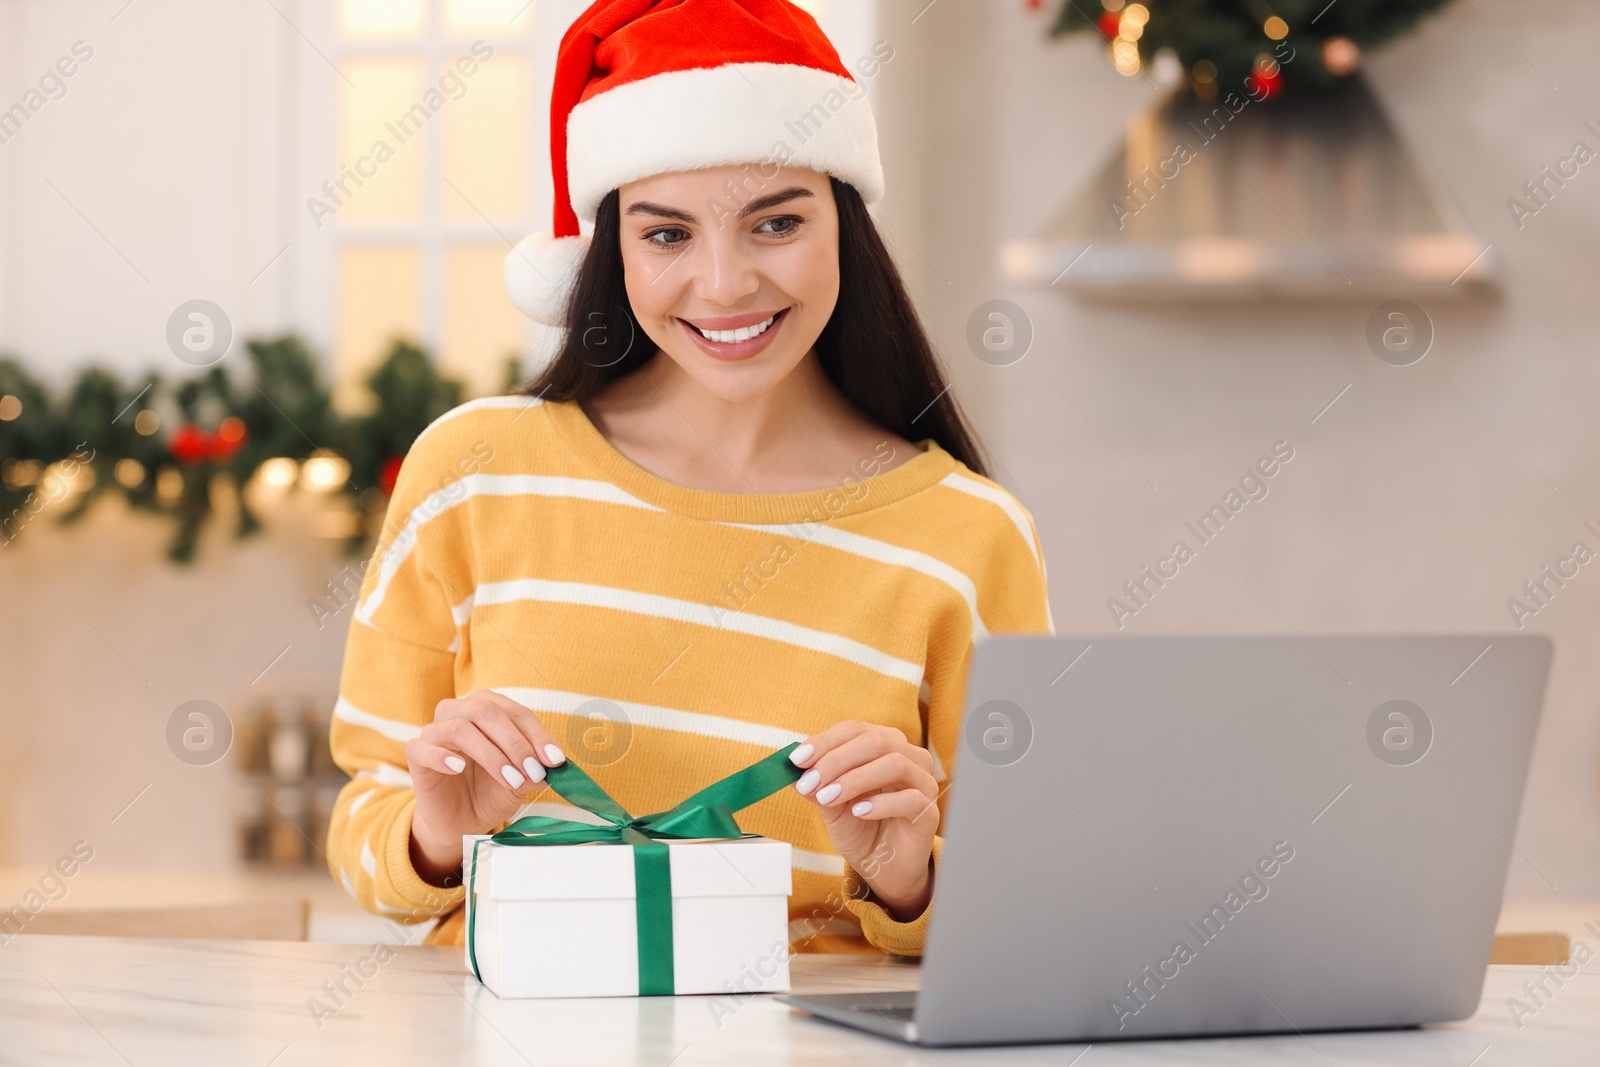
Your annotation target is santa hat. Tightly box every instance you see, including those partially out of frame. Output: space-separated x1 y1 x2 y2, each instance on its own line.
504 0 885 327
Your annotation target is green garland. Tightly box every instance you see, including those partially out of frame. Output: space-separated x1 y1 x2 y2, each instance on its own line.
1049 0 1455 96
0 337 519 563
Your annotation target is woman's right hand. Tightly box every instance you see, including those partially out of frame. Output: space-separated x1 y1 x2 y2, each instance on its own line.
404 689 567 886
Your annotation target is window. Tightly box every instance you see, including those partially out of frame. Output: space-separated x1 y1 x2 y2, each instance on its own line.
331 0 536 412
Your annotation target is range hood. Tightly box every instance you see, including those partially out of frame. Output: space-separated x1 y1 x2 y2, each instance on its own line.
1003 77 1494 301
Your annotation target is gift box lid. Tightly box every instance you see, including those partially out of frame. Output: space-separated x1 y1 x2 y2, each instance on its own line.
467 835 793 901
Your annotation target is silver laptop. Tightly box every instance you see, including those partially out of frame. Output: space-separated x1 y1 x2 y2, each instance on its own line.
780 634 1553 1047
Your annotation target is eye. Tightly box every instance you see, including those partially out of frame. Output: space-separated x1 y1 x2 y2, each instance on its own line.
755 215 803 238
643 226 690 249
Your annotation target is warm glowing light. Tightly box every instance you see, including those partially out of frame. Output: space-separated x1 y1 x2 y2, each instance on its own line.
260 457 299 488
1112 38 1142 76
134 409 160 435
2 458 41 487
157 466 184 504
43 461 92 495
1263 16 1289 40
1101 0 1125 10
1193 59 1218 83
302 452 351 492
1118 17 1144 41
1321 36 1361 75
218 416 246 443
0 394 20 421
1121 3 1148 26
115 459 146 488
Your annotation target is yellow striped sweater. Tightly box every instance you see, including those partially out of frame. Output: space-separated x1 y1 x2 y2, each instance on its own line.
327 394 1053 955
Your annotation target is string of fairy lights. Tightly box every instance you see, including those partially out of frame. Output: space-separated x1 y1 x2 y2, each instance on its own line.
1044 0 1453 98
0 338 480 563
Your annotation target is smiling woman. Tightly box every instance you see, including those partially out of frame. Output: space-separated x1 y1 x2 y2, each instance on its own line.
625 178 827 365
326 0 1054 965
521 167 986 495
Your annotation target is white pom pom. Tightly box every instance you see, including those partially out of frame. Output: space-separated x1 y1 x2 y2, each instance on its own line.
503 230 591 327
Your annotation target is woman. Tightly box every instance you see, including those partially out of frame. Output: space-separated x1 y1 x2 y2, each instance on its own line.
328 0 1052 958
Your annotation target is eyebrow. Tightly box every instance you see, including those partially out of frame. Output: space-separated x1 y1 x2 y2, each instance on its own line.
624 186 816 225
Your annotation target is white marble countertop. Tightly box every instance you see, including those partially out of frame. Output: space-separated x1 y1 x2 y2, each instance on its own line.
1 932 1597 1066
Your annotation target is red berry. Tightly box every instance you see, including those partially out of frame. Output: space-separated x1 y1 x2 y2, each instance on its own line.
1247 69 1283 99
379 455 404 496
170 424 209 465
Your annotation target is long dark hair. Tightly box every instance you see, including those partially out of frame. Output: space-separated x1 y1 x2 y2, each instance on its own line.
513 177 992 478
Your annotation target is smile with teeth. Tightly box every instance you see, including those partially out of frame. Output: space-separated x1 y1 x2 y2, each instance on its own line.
690 313 780 344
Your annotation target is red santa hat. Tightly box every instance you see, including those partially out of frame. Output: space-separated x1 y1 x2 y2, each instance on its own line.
504 0 885 326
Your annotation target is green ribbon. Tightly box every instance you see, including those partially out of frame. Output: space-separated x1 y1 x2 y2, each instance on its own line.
465 742 803 995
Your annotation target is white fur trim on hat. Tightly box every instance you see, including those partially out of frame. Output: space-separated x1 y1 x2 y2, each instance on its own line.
504 230 591 327
565 61 885 224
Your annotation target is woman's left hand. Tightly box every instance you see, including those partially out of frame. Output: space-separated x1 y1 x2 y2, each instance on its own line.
789 721 940 921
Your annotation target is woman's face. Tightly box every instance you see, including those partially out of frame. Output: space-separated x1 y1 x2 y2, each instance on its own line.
617 165 839 403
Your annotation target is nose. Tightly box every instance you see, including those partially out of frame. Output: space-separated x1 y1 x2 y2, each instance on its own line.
693 229 762 308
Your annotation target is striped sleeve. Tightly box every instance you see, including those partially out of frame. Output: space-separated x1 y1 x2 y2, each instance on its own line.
325 425 474 926
843 485 1053 955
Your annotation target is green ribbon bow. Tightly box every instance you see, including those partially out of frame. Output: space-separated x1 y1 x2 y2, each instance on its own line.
466 742 804 995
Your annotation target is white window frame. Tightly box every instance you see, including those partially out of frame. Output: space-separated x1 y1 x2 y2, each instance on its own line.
295 0 546 400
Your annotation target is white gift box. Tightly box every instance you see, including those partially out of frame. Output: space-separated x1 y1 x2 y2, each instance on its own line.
465 834 793 999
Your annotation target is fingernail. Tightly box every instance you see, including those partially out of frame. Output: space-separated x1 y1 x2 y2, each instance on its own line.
789 744 813 765
522 757 546 783
545 744 566 766
795 769 820 796
852 800 873 817
815 783 841 805
501 764 526 789
444 755 466 773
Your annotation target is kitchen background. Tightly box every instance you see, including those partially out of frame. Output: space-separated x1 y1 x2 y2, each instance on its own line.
1 0 1596 939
